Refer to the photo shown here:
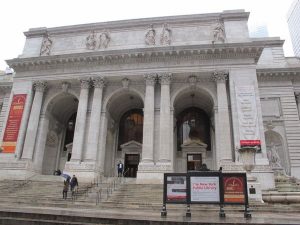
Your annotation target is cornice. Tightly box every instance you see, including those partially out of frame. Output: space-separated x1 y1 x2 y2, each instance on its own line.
24 11 249 37
7 42 266 72
257 67 300 81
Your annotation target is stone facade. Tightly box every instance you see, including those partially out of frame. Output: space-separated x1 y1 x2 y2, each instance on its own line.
0 10 299 190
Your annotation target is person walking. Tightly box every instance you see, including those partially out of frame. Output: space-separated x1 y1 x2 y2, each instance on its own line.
70 175 79 197
62 180 69 200
117 161 124 177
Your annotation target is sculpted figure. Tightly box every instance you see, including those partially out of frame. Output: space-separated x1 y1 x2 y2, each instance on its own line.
145 24 156 45
99 30 111 49
86 31 97 50
267 142 282 168
160 23 172 45
212 20 226 43
40 35 52 56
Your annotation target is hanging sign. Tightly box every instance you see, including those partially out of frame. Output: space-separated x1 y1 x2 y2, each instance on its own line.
2 94 27 153
235 86 261 148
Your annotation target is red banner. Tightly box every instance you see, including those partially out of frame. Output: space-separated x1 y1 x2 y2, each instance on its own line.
2 94 27 153
223 176 245 204
240 140 261 146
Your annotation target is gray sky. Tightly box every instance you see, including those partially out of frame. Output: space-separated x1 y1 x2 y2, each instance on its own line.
0 0 295 70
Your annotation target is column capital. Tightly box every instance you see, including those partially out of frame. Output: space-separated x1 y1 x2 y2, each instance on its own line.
92 76 106 88
79 78 91 89
158 73 172 85
211 70 229 83
144 73 157 86
34 81 47 92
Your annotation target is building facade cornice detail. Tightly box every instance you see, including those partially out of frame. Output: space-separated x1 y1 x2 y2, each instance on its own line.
257 70 300 81
7 43 265 72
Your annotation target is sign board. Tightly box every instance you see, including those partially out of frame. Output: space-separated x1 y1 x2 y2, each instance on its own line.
222 173 248 205
2 94 27 153
163 173 187 204
187 172 222 204
235 86 261 149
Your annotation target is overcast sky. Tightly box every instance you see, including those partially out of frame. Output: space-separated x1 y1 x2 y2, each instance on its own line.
0 0 295 70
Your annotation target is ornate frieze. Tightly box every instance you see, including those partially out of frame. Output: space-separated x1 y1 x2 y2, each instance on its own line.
158 73 172 85
160 23 172 45
99 30 111 49
33 81 47 92
145 24 156 46
86 31 97 50
211 70 228 83
79 78 91 89
40 34 52 56
212 20 226 43
92 76 106 88
144 73 157 86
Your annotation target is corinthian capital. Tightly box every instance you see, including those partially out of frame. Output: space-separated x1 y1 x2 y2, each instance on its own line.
158 73 172 85
92 76 106 88
79 78 91 89
34 81 47 92
211 70 228 83
144 73 157 86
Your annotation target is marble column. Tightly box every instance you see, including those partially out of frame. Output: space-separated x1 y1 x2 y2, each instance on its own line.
97 113 108 174
32 115 49 172
15 92 33 159
212 71 232 165
85 77 105 161
71 78 90 162
22 81 47 160
141 74 156 163
158 73 172 164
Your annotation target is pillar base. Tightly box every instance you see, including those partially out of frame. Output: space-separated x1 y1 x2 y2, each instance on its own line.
64 161 98 182
136 161 172 184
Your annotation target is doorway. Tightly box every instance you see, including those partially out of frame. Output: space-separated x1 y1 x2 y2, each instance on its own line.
124 154 140 177
187 154 202 171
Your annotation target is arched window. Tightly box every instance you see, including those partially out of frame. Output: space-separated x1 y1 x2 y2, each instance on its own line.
118 109 143 150
177 107 211 151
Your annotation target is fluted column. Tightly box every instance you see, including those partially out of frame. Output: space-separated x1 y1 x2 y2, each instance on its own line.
158 73 172 163
97 113 108 174
85 77 105 161
22 81 47 160
71 78 90 162
141 74 156 163
212 71 232 165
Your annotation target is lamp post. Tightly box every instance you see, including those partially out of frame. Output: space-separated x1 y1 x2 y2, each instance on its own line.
238 146 258 181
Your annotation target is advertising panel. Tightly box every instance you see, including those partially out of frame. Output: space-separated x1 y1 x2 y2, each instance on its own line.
2 94 27 153
222 173 247 205
190 176 220 203
165 174 187 203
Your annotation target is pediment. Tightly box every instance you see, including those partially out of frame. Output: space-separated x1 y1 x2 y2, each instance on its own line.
120 140 142 149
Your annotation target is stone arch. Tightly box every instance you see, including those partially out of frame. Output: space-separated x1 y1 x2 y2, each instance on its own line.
172 84 216 173
101 87 145 177
265 130 290 175
171 84 216 116
39 91 79 174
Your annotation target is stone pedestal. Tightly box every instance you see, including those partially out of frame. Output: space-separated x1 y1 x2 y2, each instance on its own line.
248 180 263 202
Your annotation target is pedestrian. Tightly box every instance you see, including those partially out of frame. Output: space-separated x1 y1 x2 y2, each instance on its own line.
70 175 79 195
117 161 124 177
62 180 69 200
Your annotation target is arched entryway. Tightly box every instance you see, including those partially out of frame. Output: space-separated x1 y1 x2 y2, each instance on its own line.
41 93 78 174
172 86 215 172
102 89 144 177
